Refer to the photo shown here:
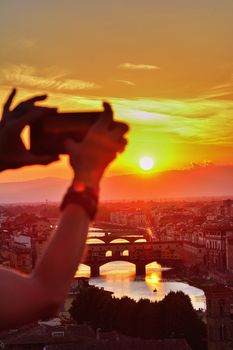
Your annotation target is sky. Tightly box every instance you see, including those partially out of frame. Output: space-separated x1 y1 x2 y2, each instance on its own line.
0 0 233 182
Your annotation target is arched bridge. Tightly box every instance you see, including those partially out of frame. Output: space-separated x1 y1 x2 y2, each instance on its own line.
83 241 184 277
88 224 151 244
87 234 147 244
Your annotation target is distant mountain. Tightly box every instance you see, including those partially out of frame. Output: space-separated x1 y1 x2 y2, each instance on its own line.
0 165 232 203
0 177 69 203
101 165 233 200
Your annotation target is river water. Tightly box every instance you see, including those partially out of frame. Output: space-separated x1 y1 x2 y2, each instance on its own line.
75 230 206 311
76 261 206 311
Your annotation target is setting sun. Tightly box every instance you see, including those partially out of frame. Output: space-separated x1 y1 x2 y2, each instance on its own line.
139 156 155 171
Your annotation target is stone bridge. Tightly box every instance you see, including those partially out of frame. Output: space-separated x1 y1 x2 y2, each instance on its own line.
88 225 151 244
83 241 184 277
87 234 147 244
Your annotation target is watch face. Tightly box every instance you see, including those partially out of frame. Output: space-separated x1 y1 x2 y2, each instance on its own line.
73 182 86 193
71 182 98 197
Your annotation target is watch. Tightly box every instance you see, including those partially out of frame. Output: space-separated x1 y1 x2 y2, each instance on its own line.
60 182 98 220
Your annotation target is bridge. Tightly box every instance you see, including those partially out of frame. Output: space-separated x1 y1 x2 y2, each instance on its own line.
83 241 184 277
88 224 151 244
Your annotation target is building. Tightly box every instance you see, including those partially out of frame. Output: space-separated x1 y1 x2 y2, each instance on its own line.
222 200 233 217
8 245 33 273
183 242 206 266
8 235 33 273
204 225 233 271
204 284 233 350
0 323 192 350
226 236 233 273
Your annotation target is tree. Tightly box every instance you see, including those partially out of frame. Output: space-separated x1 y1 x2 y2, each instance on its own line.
70 287 207 350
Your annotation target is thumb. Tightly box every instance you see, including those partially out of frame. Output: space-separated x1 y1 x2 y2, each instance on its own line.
3 88 16 115
103 101 113 115
91 101 113 132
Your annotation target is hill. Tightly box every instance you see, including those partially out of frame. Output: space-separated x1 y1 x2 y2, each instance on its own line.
0 165 232 203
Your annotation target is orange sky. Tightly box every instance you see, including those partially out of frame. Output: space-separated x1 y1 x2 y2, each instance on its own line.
0 0 232 182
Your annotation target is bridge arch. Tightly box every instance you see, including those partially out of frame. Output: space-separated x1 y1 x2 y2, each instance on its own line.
135 238 147 243
105 250 112 257
87 238 105 244
100 260 136 276
146 261 162 269
109 238 130 244
75 263 91 277
121 249 129 257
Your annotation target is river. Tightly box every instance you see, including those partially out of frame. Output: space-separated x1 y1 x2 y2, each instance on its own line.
75 229 206 311
76 262 206 311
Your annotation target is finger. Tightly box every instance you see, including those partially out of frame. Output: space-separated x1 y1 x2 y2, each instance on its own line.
32 106 57 112
103 101 112 114
117 137 128 153
12 94 47 114
90 101 113 132
23 94 47 104
2 88 17 116
25 106 58 116
102 101 113 127
103 150 119 165
108 136 128 153
110 122 129 140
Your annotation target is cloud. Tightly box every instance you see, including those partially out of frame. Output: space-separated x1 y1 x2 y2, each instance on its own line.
199 77 233 100
1 66 232 148
118 62 160 70
190 161 214 168
115 80 135 86
1 64 101 92
108 96 233 145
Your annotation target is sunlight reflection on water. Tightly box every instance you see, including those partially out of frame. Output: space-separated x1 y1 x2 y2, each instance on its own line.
76 261 206 310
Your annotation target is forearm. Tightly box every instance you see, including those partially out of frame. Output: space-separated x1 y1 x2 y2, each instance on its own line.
32 204 90 302
0 202 92 329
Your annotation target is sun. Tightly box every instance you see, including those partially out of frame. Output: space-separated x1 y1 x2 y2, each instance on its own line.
139 156 154 171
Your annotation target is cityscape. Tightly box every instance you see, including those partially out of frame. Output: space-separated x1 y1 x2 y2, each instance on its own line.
0 197 233 349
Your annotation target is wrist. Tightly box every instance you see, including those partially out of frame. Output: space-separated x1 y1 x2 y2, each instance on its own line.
60 184 99 220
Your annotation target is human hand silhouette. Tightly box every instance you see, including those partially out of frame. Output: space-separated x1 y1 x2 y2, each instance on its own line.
0 89 59 171
65 102 129 190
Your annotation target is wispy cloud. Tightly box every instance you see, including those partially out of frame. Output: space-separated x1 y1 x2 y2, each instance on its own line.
53 92 232 146
118 62 159 70
0 66 232 148
1 64 101 92
198 76 233 100
115 80 135 86
108 96 233 145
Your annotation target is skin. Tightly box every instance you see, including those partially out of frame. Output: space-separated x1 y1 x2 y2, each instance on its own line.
0 88 59 169
0 90 129 329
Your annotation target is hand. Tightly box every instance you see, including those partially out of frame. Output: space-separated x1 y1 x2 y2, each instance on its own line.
0 89 59 171
65 102 129 191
